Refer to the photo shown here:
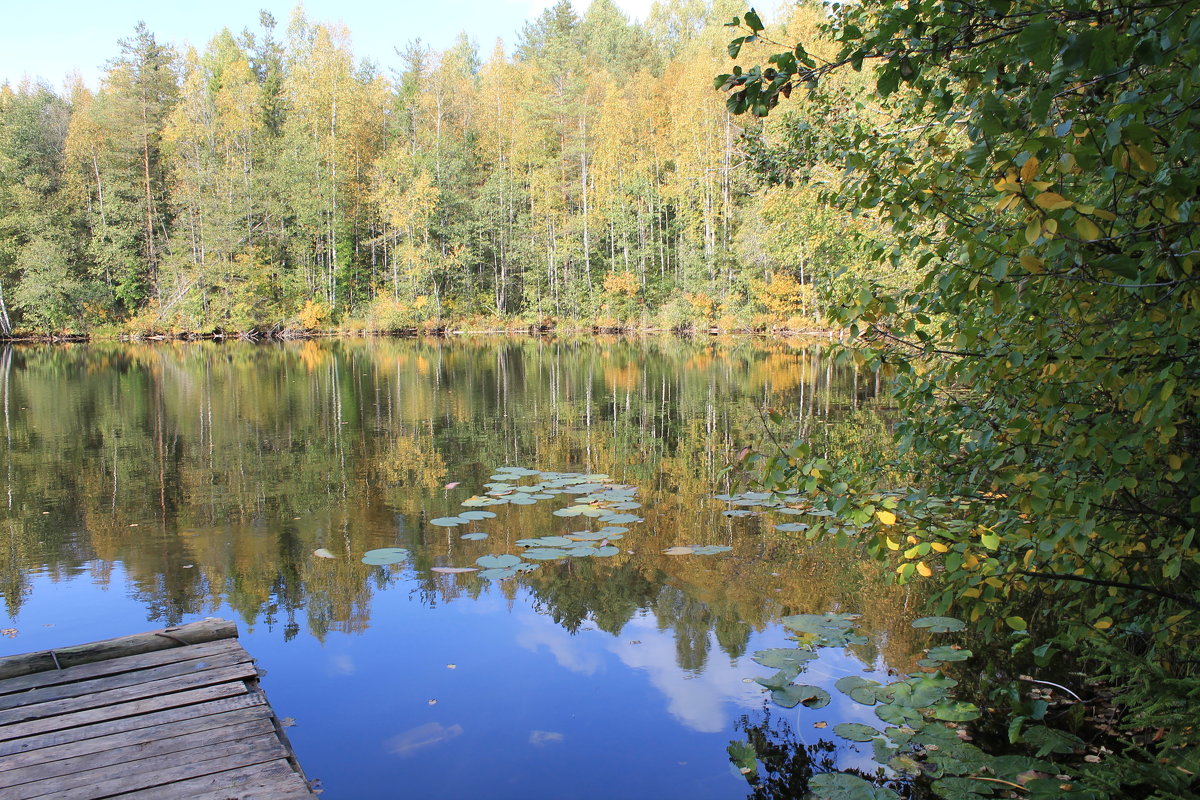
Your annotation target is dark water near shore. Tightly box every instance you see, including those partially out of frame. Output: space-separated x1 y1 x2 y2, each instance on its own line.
0 337 919 799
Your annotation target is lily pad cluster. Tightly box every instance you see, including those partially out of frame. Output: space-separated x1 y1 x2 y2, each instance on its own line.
716 488 906 541
662 545 733 556
735 613 1085 800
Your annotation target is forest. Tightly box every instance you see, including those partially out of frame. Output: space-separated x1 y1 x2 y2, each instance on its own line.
0 0 872 338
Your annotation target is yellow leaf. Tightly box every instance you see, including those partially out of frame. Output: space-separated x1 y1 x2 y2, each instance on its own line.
1020 255 1044 273
963 553 980 568
1092 208 1117 221
876 510 897 526
916 561 933 577
1025 218 1041 244
1020 156 1039 182
931 542 949 553
1044 218 1058 235
1075 216 1101 241
1094 618 1113 630
1168 454 1182 470
1030 180 1052 190
1127 144 1156 171
886 537 901 551
1034 191 1073 211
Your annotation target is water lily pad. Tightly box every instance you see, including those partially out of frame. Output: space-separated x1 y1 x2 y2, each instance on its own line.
835 676 882 705
361 548 410 565
599 513 642 524
834 722 883 742
912 616 966 633
477 567 517 580
459 510 496 521
476 554 522 569
430 516 466 527
774 522 810 532
875 702 923 726
808 773 900 800
461 496 493 507
605 501 641 510
663 546 695 555
930 700 981 722
598 526 629 535
568 531 609 541
519 536 575 547
431 566 478 574
527 493 555 500
724 510 758 518
692 545 732 555
461 532 488 541
522 548 569 560
592 545 620 557
926 645 972 662
771 684 831 709
552 507 584 517
509 496 537 505
752 648 818 670
777 507 810 515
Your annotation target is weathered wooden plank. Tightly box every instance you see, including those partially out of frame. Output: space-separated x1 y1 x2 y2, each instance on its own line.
0 645 253 713
0 619 237 680
0 692 266 757
114 758 314 800
0 718 276 794
0 662 258 727
0 639 244 697
0 703 272 773
21 731 289 800
0 680 248 742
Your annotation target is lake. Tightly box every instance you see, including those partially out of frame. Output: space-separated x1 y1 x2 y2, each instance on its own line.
0 336 921 799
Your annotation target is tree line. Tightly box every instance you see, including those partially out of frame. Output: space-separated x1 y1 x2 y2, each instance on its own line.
0 0 879 338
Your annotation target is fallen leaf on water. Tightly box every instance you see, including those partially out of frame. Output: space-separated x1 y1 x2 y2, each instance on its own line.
182 564 194 569
279 717 296 727
814 721 828 728
431 566 478 574
427 699 438 706
1 628 17 638
446 664 457 669
313 548 336 559
129 523 138 527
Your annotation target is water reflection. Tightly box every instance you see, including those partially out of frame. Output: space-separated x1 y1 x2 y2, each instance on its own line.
0 336 919 799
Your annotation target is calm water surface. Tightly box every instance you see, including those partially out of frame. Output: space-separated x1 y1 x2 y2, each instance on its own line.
0 337 919 799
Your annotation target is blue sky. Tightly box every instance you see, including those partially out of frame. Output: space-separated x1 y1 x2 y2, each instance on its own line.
0 0 654 91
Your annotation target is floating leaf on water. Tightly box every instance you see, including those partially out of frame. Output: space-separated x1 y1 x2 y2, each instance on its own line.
527 494 555 501
568 531 608 541
513 562 540 573
477 567 518 580
930 700 981 722
519 536 575 547
431 566 478 574
807 773 901 800
663 546 695 555
430 517 466 527
522 548 569 560
507 496 535 505
592 546 619 557
361 548 410 566
313 548 336 559
777 507 809 516
834 722 883 742
600 513 642 524
752 648 818 670
875 702 923 726
771 684 831 709
724 510 758 518
782 612 862 636
565 547 597 558
692 545 732 555
598 526 629 535
912 616 967 633
459 511 497 521
461 496 492 507
476 554 523 569
461 532 488 541
807 509 836 517
605 501 642 511
552 508 583 517
926 645 972 662
774 522 809 533
835 676 882 706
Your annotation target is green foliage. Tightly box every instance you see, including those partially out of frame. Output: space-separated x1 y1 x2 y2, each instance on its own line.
719 0 1200 796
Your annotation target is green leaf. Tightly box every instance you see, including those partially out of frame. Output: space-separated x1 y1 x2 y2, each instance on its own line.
361 548 410 566
834 722 882 742
771 684 831 709
807 773 900 800
912 616 967 633
744 9 764 32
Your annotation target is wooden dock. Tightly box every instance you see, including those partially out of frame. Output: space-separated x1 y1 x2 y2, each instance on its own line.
0 619 316 799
